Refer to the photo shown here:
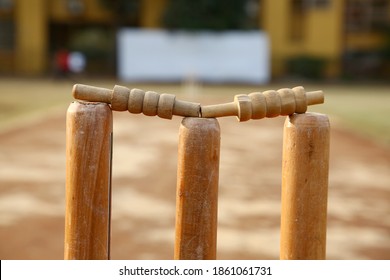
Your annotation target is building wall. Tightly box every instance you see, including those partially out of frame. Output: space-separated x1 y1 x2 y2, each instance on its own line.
262 0 345 78
304 0 344 77
0 1 15 73
263 0 390 78
262 0 293 77
49 0 113 23
14 0 48 75
140 0 167 28
7 0 150 75
3 0 390 77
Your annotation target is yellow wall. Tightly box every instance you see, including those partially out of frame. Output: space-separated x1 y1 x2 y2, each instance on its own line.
50 0 72 22
50 0 112 23
15 0 48 75
7 0 390 77
50 0 160 25
0 6 14 73
11 0 162 75
262 0 344 77
262 0 291 76
140 0 167 28
306 1 343 57
346 32 386 50
305 0 344 76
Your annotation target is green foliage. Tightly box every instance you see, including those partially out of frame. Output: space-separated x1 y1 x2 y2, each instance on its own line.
286 55 327 80
98 0 140 14
381 27 390 59
163 0 249 30
98 0 140 25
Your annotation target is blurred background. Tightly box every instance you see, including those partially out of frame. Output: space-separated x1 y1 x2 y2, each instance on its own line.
0 0 389 260
1 0 390 79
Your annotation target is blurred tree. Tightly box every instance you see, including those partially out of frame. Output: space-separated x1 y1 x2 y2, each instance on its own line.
163 0 251 30
86 0 141 74
98 0 140 26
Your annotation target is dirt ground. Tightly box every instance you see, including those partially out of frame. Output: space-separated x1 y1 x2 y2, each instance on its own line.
0 92 389 260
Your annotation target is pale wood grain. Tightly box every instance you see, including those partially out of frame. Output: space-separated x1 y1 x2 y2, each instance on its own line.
174 118 220 260
64 101 112 260
280 113 330 260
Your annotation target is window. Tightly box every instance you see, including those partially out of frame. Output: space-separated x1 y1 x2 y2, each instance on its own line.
245 0 260 29
0 0 13 11
0 18 14 51
67 0 85 16
304 0 330 9
345 0 389 32
290 0 305 41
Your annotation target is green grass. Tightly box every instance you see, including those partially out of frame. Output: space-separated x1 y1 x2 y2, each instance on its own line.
313 84 390 146
0 78 73 129
1 78 389 147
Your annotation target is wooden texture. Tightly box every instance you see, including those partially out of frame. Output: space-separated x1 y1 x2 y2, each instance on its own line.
72 83 323 120
73 84 200 119
112 85 130 111
263 90 281 117
174 118 220 260
65 101 113 260
201 87 324 121
72 84 111 104
143 91 160 116
280 113 330 260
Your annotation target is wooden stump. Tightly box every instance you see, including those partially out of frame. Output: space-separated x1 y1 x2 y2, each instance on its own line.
280 113 330 259
174 118 220 260
64 101 112 260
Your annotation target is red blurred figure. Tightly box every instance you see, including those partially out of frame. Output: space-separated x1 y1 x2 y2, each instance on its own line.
55 48 70 77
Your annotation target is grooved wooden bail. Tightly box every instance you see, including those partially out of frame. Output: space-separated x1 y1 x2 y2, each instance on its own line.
235 94 252 121
65 101 112 260
72 84 111 103
72 83 324 121
73 84 200 119
143 91 160 116
201 87 324 121
249 92 267 119
158 93 176 119
263 90 281 118
292 86 308 113
112 85 130 111
174 118 220 260
278 88 296 116
280 113 330 260
128 88 145 114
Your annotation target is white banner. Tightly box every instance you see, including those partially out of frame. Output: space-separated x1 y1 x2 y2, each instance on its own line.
117 29 270 84
2 260 389 280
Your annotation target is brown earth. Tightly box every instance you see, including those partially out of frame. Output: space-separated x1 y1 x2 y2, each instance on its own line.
0 97 389 260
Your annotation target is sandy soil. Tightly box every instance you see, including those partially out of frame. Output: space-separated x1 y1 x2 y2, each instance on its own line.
0 98 389 260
